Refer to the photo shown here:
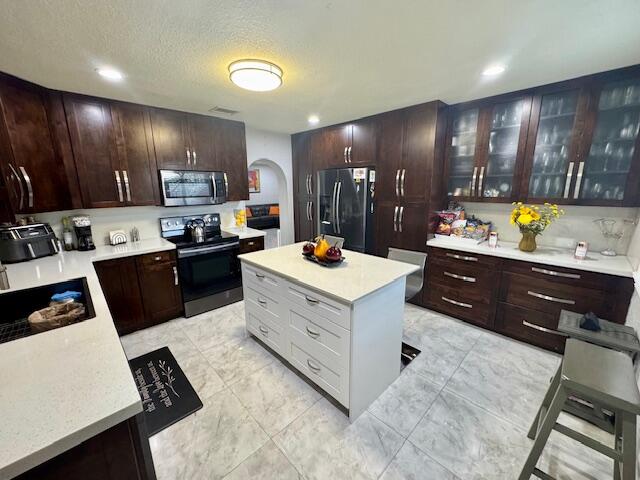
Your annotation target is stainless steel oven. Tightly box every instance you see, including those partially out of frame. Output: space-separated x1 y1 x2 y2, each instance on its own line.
177 240 242 316
160 170 228 206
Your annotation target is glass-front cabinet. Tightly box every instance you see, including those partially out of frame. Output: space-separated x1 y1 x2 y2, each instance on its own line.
576 78 640 205
446 108 479 198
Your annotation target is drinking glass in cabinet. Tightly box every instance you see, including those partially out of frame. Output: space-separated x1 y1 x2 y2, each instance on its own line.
528 91 579 199
448 109 479 197
579 79 640 201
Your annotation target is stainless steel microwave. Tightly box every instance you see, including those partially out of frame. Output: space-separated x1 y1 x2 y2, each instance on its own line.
159 170 228 206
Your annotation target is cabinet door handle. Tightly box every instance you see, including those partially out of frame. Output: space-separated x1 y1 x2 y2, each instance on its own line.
445 252 478 262
343 146 348 163
306 326 320 338
527 290 575 305
308 174 313 195
398 206 404 233
395 169 400 198
523 321 567 337
400 169 406 197
223 173 229 195
348 146 352 163
114 170 124 202
563 162 575 198
8 163 24 210
186 148 191 166
255 272 265 279
193 149 197 167
393 205 399 232
441 296 472 309
477 166 485 197
305 295 319 304
258 325 269 335
573 161 585 199
444 271 476 282
19 166 33 208
531 266 580 279
470 167 478 196
307 358 321 372
122 170 132 202
257 298 267 305
248 241 255 246
173 266 179 285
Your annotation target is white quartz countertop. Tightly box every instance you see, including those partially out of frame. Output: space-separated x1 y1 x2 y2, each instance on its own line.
426 237 634 278
0 238 175 478
239 242 419 304
222 226 266 240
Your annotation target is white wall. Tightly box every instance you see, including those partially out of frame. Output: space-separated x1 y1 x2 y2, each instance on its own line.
244 126 294 245
246 165 280 206
462 202 639 254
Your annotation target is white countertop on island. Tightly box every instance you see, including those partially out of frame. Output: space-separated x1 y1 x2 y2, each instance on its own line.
426 237 634 278
0 238 175 479
239 242 419 304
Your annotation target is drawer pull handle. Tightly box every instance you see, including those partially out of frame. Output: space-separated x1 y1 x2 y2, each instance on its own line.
441 296 472 309
155 256 162 261
305 326 320 338
307 359 321 372
445 253 478 262
523 320 568 337
531 267 581 280
258 325 269 335
443 271 476 283
527 290 575 305
248 241 255 246
257 298 267 305
305 295 319 304
255 273 265 279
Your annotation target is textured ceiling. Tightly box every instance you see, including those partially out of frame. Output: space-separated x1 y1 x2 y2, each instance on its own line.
1 0 639 133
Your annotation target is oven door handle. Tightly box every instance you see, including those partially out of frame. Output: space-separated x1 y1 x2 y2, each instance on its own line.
177 241 239 258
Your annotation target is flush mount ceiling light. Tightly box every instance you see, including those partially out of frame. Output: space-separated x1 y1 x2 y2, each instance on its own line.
95 67 124 81
228 59 283 92
308 115 320 125
482 64 506 76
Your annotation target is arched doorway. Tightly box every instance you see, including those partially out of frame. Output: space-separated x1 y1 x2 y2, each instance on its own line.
247 158 291 248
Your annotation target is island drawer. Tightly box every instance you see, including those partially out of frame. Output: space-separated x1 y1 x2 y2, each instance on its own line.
428 246 502 268
288 303 350 369
495 302 566 353
242 264 283 295
425 283 493 328
246 302 286 357
286 282 351 330
244 283 285 321
288 341 349 407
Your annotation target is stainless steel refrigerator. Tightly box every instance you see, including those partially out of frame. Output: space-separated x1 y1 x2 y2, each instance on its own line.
317 167 376 253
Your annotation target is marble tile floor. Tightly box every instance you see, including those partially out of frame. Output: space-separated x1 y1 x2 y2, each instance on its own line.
120 300 617 480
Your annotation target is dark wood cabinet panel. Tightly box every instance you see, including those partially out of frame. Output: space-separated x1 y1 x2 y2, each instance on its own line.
374 202 428 255
311 124 351 169
292 132 314 199
295 198 315 242
63 94 123 208
239 236 265 254
350 118 378 165
495 302 566 353
189 114 218 171
94 257 147 336
136 252 182 324
0 75 79 213
149 108 189 170
215 119 248 201
375 110 404 203
111 102 159 206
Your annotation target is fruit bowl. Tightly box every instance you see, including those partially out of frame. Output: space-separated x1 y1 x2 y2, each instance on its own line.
302 254 346 267
301 237 344 267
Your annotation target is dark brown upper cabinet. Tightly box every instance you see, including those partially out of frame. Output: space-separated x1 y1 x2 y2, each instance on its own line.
293 132 314 199
311 119 378 170
64 94 159 208
149 108 191 170
0 74 81 214
214 119 248 201
189 114 218 171
445 95 532 203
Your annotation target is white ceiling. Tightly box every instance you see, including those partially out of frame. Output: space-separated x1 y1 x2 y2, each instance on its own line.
1 0 639 134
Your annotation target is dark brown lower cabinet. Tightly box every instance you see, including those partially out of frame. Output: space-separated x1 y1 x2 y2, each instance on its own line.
94 251 182 335
16 413 156 480
239 236 265 254
295 199 315 242
424 246 634 353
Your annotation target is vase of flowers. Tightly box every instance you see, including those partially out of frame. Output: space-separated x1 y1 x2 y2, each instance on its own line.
510 202 564 252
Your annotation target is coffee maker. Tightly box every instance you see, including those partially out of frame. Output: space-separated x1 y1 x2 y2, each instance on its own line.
72 216 96 251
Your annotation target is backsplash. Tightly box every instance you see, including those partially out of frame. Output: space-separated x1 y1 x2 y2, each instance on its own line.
461 202 639 255
20 202 245 247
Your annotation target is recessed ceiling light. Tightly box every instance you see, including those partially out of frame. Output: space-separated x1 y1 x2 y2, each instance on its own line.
482 64 506 76
308 115 320 125
229 59 283 92
95 67 124 81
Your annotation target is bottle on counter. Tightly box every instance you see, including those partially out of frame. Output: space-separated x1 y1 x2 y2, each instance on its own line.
574 241 588 260
62 216 74 251
488 231 499 249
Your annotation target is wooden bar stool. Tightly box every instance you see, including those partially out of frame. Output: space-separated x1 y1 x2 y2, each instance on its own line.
519 338 640 480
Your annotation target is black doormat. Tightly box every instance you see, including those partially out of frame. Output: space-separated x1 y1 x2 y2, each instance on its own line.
129 346 203 436
400 342 421 371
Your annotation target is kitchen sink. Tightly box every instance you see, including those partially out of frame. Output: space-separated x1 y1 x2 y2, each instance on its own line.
0 277 95 345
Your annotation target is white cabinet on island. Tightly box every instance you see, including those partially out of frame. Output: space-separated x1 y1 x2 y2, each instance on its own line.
239 242 419 420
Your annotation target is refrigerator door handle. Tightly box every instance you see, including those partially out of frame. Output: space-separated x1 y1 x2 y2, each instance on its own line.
393 205 399 232
331 181 338 231
335 181 342 234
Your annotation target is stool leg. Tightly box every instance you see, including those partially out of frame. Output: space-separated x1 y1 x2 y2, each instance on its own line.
519 385 567 480
621 412 636 480
614 412 622 480
528 364 562 440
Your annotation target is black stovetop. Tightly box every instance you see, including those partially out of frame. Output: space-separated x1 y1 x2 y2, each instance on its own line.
164 231 239 249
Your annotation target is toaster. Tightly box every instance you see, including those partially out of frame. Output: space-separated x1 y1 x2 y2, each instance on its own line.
0 223 59 263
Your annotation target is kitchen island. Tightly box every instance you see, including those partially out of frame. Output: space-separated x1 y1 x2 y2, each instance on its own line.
239 242 418 420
